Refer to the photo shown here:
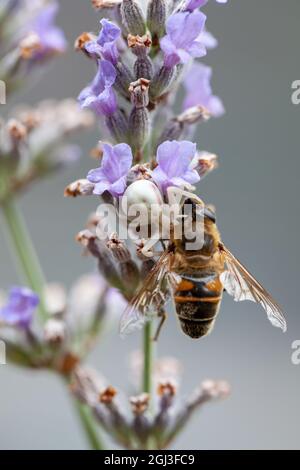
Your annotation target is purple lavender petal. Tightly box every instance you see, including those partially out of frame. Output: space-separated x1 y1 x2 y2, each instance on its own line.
87 143 133 197
98 19 121 46
152 140 199 193
109 176 128 197
78 60 117 116
0 287 39 329
161 11 207 67
32 2 67 56
85 18 121 64
183 62 225 117
186 0 227 10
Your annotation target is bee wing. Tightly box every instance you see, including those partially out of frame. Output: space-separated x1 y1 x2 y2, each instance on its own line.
119 250 173 337
219 244 287 332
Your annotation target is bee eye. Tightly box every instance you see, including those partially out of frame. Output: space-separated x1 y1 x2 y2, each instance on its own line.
204 208 216 224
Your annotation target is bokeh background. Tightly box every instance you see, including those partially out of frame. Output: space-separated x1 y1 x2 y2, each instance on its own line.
0 0 300 450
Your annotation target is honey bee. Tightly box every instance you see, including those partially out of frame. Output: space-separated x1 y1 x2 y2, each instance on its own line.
120 189 287 339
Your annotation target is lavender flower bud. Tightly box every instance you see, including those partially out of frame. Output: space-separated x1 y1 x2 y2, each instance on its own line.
130 393 151 444
129 78 150 108
44 319 66 345
128 35 154 80
155 380 177 430
107 233 140 294
156 106 210 148
115 62 135 99
156 120 183 148
76 230 124 291
120 0 146 36
135 56 154 81
147 0 167 39
149 65 176 102
64 179 95 197
130 393 150 416
129 79 150 157
97 387 132 447
177 105 211 124
72 367 106 406
105 109 129 143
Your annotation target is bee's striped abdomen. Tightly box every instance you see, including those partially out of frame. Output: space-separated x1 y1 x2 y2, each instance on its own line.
174 273 223 339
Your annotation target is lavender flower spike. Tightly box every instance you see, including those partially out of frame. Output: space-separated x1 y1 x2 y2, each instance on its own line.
87 143 133 197
30 1 67 58
85 18 121 64
183 62 225 117
0 287 39 329
78 60 117 116
160 11 207 68
152 140 200 193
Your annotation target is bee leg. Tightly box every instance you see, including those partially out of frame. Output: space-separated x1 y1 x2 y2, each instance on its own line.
153 310 167 341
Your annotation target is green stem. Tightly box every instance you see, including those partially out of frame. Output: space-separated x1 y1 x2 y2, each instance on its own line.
1 197 48 321
1 197 105 450
143 321 154 395
73 399 105 451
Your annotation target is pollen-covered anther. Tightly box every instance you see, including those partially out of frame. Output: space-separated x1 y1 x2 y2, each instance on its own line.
201 379 231 399
7 119 27 142
192 151 219 178
107 233 131 263
128 34 152 50
129 78 150 108
128 164 152 183
64 179 95 198
129 78 150 94
91 0 121 9
130 393 150 416
20 32 42 59
99 386 117 405
76 229 96 247
177 105 211 125
74 32 97 51
157 380 177 398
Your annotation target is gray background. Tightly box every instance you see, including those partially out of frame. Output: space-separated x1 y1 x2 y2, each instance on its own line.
0 0 299 450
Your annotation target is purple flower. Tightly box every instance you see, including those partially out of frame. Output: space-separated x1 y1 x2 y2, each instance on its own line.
78 60 117 116
185 0 228 11
87 143 133 197
152 140 200 193
30 1 67 58
183 62 224 117
0 287 39 329
85 18 121 65
160 11 207 68
200 29 218 49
